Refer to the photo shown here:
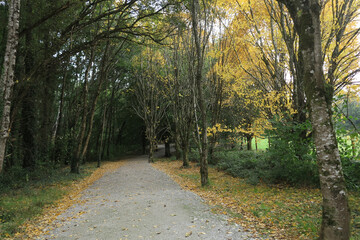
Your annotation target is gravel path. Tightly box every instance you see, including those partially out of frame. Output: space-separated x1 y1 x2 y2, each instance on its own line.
40 152 257 240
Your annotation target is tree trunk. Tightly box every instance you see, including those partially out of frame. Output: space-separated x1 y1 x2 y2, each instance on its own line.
21 86 36 170
116 121 126 145
79 66 105 164
21 0 36 170
105 83 116 157
76 48 94 161
147 125 156 163
70 155 80 174
182 142 189 168
246 135 252 151
174 131 181 160
39 35 55 161
311 92 350 240
0 0 21 173
141 126 146 155
75 43 108 172
98 106 107 168
190 0 209 186
164 141 171 158
277 1 350 238
148 137 155 163
104 112 112 158
52 64 68 163
208 143 215 164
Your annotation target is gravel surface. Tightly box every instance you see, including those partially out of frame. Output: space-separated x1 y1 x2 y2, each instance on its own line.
40 152 258 240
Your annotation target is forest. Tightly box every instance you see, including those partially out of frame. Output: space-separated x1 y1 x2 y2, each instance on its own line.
1 0 360 239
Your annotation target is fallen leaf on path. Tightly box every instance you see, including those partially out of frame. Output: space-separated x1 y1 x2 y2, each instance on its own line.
15 160 126 239
185 231 192 237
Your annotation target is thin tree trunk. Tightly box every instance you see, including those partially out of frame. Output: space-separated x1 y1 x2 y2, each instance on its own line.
53 65 67 143
80 59 107 164
0 0 21 173
255 136 258 151
141 127 146 155
21 0 36 170
98 106 107 168
165 141 171 157
105 83 116 157
191 0 209 186
116 121 126 145
76 48 94 161
52 65 68 163
174 130 181 160
104 112 111 158
246 135 252 151
72 44 106 173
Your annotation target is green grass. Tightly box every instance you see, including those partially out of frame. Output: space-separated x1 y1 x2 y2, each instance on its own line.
251 137 269 150
0 164 96 238
0 187 66 236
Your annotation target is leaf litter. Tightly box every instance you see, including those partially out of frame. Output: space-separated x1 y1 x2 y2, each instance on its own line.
152 159 360 240
11 160 126 240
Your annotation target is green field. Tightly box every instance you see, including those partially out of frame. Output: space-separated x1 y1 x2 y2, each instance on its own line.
251 137 269 150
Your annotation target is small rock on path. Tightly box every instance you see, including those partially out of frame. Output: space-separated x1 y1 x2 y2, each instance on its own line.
40 155 257 240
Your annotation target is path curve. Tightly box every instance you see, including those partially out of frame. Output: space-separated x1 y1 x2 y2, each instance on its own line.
40 153 256 240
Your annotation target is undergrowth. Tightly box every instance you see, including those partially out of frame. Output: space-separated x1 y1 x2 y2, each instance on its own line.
0 163 96 238
215 150 319 187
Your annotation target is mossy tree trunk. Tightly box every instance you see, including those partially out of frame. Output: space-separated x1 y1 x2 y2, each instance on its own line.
0 0 21 173
277 0 350 239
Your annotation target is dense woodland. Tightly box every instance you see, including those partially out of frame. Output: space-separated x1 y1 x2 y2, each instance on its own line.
1 0 360 239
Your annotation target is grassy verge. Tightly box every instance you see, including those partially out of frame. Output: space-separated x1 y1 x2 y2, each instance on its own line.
152 159 360 240
0 160 125 239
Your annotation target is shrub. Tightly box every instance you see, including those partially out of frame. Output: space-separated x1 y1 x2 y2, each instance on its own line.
342 157 360 190
188 148 200 162
216 149 319 186
216 150 266 185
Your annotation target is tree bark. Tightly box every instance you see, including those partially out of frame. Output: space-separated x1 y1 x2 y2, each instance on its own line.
164 141 171 158
246 135 252 151
79 45 108 164
52 65 67 163
277 1 350 239
21 0 36 170
0 0 21 173
190 0 209 186
98 106 107 168
182 141 189 168
147 125 156 163
174 130 181 160
21 85 36 170
76 48 94 161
